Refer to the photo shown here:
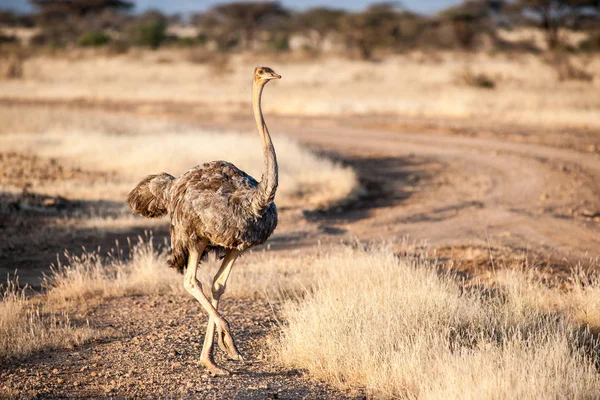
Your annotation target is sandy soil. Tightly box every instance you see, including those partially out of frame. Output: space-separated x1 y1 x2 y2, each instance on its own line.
1 102 600 397
1 294 360 399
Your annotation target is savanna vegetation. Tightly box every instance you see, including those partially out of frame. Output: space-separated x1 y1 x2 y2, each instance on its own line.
1 1 600 398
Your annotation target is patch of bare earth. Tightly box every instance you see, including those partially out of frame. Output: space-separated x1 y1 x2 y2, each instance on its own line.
0 151 159 287
1 294 360 399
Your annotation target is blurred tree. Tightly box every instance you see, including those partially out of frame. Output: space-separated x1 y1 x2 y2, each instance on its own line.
339 2 405 60
130 10 167 49
0 10 35 27
295 7 346 52
440 0 502 50
29 0 132 45
207 1 289 50
515 0 600 48
191 11 238 50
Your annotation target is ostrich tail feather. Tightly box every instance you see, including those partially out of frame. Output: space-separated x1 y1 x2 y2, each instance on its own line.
127 173 174 218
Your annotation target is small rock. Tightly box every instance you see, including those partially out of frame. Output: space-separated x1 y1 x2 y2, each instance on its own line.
171 362 182 370
57 378 64 384
581 209 600 218
43 198 56 207
73 381 80 387
52 369 60 375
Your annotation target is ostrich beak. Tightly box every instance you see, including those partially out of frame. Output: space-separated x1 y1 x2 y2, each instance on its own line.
269 73 281 80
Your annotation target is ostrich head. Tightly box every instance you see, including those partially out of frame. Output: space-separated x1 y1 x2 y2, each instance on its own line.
254 66 281 84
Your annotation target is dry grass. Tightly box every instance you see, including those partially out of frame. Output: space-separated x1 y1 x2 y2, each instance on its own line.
42 237 180 308
269 244 600 399
41 236 316 308
4 235 600 400
0 233 312 360
0 106 358 210
0 51 598 130
0 278 96 359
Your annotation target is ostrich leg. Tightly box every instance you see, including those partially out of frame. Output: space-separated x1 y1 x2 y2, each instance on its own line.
183 242 239 375
200 249 243 373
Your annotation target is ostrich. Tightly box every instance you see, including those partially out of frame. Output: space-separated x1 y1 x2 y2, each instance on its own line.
127 66 281 375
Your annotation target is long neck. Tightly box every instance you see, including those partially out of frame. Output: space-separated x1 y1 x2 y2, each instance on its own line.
252 80 278 213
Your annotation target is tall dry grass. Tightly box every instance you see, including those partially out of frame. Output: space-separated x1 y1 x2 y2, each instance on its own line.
4 236 600 398
0 106 358 210
42 237 180 308
0 234 312 359
41 235 317 307
269 245 600 399
0 51 598 130
0 278 95 359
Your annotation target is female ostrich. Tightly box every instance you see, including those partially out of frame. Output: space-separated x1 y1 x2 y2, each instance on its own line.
127 66 281 375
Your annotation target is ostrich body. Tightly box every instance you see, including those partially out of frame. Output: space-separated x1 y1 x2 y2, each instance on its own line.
127 66 281 375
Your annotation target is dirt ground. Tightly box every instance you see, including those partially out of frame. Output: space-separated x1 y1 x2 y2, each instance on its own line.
1 101 600 398
1 294 361 399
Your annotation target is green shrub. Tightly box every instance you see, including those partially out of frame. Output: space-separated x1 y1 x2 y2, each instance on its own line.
268 35 289 52
134 20 166 50
77 32 111 47
175 37 197 47
456 67 496 89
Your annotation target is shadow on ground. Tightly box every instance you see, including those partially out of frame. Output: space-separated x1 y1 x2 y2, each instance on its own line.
304 153 435 223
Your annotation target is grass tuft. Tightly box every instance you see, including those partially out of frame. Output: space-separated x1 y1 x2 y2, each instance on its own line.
0 277 95 359
269 245 600 399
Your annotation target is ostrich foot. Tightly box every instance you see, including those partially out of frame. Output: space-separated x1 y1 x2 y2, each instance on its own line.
216 318 244 362
200 358 230 376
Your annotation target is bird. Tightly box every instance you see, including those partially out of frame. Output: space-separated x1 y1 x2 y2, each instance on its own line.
127 66 281 375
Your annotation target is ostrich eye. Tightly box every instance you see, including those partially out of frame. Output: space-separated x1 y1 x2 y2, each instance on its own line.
258 70 263 75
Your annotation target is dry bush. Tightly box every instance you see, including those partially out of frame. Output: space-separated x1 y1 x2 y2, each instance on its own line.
208 53 232 77
455 66 496 89
554 58 594 82
493 268 600 333
269 245 600 398
187 48 213 64
1 110 358 210
43 237 181 308
0 278 95 359
187 50 232 77
0 53 24 80
2 52 600 129
41 235 316 308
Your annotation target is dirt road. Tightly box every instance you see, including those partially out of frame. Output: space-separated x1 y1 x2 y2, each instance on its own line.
200 114 600 274
2 106 600 285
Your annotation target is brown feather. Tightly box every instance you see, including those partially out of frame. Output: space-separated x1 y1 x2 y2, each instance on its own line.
126 67 279 275
127 173 174 218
